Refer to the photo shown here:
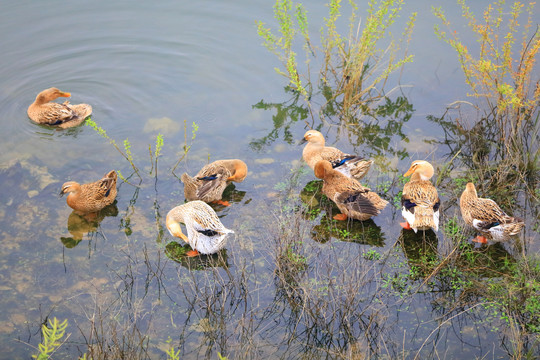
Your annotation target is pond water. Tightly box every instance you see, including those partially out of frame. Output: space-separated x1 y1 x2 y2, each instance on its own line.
0 0 538 359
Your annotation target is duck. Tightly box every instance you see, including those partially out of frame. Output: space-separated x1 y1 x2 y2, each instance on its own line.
314 160 388 221
166 200 234 256
460 182 524 243
181 159 247 206
60 170 117 214
302 130 373 180
27 87 92 128
400 160 441 232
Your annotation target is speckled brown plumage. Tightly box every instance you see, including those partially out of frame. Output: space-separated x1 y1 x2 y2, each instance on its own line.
401 160 440 232
303 130 373 180
181 159 247 203
460 182 524 242
27 87 92 128
314 160 387 221
60 170 117 214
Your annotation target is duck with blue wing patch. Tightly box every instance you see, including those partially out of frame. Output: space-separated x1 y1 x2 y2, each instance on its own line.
314 160 387 221
460 182 524 244
181 159 247 207
302 130 373 180
400 160 440 233
166 200 234 257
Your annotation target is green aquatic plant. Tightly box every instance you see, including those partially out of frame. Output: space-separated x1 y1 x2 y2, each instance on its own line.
86 119 169 186
172 120 199 177
32 317 68 360
363 248 381 261
443 215 469 244
433 0 540 188
149 133 164 176
433 0 539 126
165 336 181 360
256 0 310 97
257 0 417 119
86 119 142 181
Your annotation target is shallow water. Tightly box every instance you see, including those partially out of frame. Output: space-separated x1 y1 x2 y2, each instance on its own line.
0 0 538 359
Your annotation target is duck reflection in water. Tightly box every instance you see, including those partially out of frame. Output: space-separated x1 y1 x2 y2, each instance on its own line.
299 179 385 246
60 202 118 248
398 228 439 279
165 241 229 270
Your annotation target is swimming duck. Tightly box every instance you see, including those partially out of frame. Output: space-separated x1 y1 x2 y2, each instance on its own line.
27 87 92 128
314 160 388 221
302 130 373 180
181 159 247 206
400 160 440 232
166 200 234 256
460 182 524 243
60 170 117 214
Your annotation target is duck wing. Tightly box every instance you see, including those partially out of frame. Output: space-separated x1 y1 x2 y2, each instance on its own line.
335 189 380 216
195 166 231 199
402 180 439 210
41 103 78 125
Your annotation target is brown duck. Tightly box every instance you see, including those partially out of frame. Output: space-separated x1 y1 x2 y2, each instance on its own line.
460 182 524 244
400 160 440 232
302 130 373 180
60 170 117 214
181 159 247 206
314 160 388 221
27 87 92 128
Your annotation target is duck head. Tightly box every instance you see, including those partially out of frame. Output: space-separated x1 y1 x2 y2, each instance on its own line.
60 181 80 196
35 87 71 105
314 160 333 179
302 130 325 146
165 210 190 244
404 160 435 181
463 182 478 197
227 159 248 182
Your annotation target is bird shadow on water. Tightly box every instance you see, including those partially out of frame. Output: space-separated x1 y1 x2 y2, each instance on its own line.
299 179 386 246
59 202 119 248
164 241 229 270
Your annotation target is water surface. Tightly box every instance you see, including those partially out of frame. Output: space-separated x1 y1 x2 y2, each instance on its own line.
0 0 538 359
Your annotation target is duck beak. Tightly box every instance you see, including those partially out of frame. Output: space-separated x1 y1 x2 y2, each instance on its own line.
60 92 71 98
298 138 307 145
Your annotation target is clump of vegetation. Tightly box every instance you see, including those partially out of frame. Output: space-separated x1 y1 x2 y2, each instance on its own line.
433 0 539 189
32 317 69 360
257 0 417 120
31 318 89 360
433 1 539 127
86 119 143 182
87 118 199 185
171 119 199 178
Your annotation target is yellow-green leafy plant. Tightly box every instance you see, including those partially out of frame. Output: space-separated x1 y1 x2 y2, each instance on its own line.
321 0 416 114
433 1 539 163
86 119 142 182
32 317 68 360
149 133 164 176
257 0 416 118
171 120 199 177
86 119 169 185
257 0 310 97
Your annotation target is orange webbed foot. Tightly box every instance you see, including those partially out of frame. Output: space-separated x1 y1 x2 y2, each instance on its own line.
186 249 200 257
400 222 412 230
213 200 231 207
333 213 348 221
472 236 488 244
